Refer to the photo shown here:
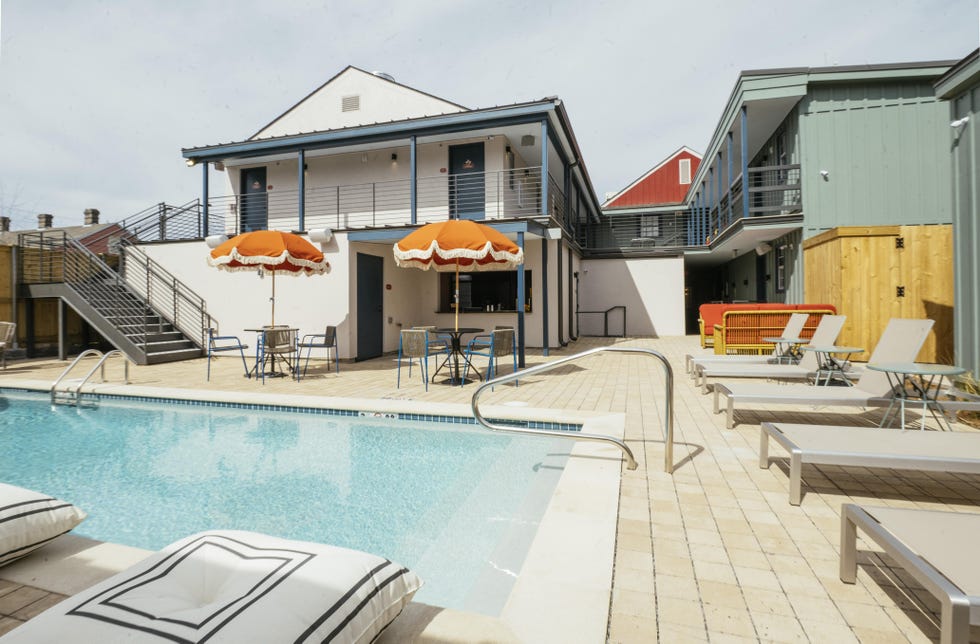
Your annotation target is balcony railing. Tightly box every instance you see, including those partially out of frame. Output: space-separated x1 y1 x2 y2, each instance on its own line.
207 166 553 235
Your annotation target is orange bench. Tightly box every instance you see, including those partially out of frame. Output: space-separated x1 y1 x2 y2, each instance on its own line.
698 303 837 353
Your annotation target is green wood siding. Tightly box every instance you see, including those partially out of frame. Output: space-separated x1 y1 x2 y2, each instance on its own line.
799 81 952 235
951 83 980 375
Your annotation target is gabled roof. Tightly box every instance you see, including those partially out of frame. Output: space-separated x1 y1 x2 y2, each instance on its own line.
249 65 468 140
602 147 702 209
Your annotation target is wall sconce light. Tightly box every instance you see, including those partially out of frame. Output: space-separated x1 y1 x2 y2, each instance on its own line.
951 116 970 129
545 227 562 240
755 242 772 256
391 153 398 162
214 162 225 171
185 158 197 167
205 234 228 249
819 170 830 181
309 228 333 243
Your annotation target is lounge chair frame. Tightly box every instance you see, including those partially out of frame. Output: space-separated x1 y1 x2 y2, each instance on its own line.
840 504 980 644
759 422 980 505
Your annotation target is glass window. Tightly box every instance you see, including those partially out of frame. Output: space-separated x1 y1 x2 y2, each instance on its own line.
439 271 532 313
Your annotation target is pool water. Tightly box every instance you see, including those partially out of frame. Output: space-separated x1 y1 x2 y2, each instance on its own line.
0 391 570 615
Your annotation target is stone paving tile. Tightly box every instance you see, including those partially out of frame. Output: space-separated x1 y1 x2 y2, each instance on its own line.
2 334 979 643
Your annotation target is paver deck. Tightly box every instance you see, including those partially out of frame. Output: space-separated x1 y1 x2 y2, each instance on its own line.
1 334 977 642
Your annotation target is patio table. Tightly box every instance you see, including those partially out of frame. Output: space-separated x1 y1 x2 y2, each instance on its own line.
245 327 299 379
432 327 484 385
868 362 966 431
761 335 807 364
800 345 863 386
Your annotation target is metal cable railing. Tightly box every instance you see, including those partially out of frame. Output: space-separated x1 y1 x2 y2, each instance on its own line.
119 240 212 347
471 346 677 473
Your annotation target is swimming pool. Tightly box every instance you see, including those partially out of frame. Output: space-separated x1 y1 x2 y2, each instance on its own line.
0 390 572 615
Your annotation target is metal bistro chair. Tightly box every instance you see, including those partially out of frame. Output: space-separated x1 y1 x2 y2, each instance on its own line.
463 327 518 387
297 325 339 379
206 328 250 381
0 322 16 369
256 326 298 383
413 325 452 357
397 329 449 391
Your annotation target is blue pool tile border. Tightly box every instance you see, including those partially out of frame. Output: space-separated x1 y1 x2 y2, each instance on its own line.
1 388 582 433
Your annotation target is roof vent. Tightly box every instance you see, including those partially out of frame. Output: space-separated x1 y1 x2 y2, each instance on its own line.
341 95 360 112
371 71 395 82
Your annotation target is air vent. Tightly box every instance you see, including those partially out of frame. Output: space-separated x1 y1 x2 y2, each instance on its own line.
679 158 692 184
341 95 360 112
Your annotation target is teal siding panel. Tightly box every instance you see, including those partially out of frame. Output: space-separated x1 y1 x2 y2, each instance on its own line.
952 85 980 376
799 81 952 235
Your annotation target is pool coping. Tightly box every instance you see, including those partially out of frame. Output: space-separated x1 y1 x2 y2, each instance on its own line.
0 379 625 642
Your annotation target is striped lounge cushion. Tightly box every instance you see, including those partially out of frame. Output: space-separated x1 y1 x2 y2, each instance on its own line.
0 530 422 643
0 482 87 566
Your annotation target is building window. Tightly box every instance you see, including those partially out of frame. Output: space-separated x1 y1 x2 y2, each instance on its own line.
679 158 692 185
341 95 360 112
439 271 532 313
776 245 787 292
639 215 659 239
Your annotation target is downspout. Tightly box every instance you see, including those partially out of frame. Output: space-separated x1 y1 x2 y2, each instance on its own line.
568 245 576 341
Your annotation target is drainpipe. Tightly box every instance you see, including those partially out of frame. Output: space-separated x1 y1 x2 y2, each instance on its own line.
516 231 525 368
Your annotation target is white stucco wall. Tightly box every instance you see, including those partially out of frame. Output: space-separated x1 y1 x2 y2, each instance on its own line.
577 256 685 337
254 68 465 139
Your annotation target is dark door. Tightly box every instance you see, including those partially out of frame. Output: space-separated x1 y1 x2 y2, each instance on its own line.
755 254 768 302
240 167 268 231
356 253 384 360
449 143 485 220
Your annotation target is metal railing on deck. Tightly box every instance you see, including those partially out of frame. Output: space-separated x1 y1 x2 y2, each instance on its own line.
471 346 676 473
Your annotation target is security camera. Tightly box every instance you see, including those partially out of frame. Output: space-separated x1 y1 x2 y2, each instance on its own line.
951 116 970 128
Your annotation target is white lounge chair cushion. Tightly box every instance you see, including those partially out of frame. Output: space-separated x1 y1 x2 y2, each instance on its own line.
0 482 87 566
0 530 422 643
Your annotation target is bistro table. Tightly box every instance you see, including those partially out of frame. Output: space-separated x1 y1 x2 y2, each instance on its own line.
761 336 808 364
867 362 967 431
432 327 484 385
245 326 299 379
800 345 863 386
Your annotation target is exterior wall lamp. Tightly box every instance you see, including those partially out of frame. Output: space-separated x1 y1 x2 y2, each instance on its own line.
186 158 197 167
205 234 228 248
951 116 970 128
309 228 333 243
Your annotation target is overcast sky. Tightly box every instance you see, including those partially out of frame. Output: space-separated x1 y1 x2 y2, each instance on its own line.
1 0 977 229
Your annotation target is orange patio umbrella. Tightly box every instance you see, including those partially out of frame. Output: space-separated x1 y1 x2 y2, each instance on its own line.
393 219 524 330
208 230 329 326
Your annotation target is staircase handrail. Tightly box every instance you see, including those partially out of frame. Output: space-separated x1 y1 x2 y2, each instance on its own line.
119 239 212 347
79 199 203 251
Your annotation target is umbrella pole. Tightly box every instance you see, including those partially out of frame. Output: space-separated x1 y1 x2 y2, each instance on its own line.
454 261 459 331
271 270 276 327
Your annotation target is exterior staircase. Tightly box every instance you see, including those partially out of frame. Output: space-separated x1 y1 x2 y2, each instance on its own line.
19 229 208 365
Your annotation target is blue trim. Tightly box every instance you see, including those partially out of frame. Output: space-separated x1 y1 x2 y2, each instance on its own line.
741 105 749 219
0 388 582 432
541 238 549 357
297 149 306 231
517 231 525 368
201 163 209 237
540 120 549 217
727 132 734 225
409 135 417 225
183 103 558 161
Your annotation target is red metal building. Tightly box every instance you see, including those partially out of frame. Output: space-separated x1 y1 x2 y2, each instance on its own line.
603 147 702 208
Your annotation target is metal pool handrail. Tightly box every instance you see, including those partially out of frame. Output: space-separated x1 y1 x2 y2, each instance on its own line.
470 346 676 473
51 349 130 405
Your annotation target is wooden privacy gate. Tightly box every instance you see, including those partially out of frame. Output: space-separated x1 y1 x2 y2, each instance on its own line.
802 225 952 363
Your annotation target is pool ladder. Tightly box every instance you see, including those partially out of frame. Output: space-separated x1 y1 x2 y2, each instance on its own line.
50 349 130 406
471 346 675 473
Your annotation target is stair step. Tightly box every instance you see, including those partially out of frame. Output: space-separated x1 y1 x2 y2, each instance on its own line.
145 347 203 365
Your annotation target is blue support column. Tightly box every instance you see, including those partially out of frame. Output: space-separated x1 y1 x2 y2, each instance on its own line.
540 120 549 217
707 168 714 234
741 105 749 219
716 152 723 226
201 163 209 237
410 136 417 225
727 132 734 225
517 231 526 368
297 149 306 231
541 238 549 357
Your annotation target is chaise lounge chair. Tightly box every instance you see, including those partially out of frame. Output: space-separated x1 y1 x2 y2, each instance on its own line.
760 422 980 505
840 504 980 644
713 318 935 428
0 530 421 643
695 315 848 393
685 312 810 375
